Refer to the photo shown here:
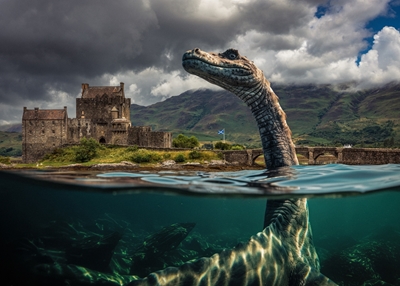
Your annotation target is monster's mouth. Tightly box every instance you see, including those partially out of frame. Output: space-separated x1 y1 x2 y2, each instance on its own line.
182 56 252 75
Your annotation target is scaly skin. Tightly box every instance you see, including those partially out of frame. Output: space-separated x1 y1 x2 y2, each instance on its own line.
126 49 337 285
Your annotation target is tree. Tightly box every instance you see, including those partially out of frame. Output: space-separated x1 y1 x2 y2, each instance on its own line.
172 134 199 148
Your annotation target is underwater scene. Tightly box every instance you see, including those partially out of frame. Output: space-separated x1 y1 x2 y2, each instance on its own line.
1 164 400 286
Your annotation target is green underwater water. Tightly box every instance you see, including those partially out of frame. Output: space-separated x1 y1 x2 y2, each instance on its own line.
0 165 400 285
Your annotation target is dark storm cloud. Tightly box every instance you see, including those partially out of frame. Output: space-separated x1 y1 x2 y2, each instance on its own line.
6 0 393 124
0 0 321 102
0 0 159 104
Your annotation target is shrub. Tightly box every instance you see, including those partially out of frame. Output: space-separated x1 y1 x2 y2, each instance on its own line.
130 152 151 163
42 148 66 161
231 144 245 150
188 150 202 160
172 134 199 148
174 153 186 163
0 155 10 164
129 149 162 163
214 141 231 150
74 137 101 163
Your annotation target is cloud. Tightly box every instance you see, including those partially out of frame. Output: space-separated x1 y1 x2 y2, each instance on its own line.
0 0 399 124
357 26 400 86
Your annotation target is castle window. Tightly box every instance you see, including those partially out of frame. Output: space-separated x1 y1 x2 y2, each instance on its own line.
52 130 55 134
52 121 55 125
42 130 45 135
42 121 44 127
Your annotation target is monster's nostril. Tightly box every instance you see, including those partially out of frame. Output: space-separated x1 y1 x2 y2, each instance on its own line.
194 48 200 53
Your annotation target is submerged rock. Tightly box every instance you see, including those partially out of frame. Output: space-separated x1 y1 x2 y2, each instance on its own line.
130 222 196 277
321 228 400 285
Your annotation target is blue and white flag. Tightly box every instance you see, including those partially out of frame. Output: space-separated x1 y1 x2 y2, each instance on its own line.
218 129 225 135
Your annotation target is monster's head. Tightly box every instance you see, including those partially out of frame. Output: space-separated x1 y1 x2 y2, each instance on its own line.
182 48 266 95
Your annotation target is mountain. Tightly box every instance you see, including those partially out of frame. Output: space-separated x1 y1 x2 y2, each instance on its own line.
0 123 22 133
130 83 400 147
130 89 261 146
1 83 399 156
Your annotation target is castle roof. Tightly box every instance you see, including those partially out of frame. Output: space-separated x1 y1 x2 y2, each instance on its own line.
81 83 125 99
23 108 67 120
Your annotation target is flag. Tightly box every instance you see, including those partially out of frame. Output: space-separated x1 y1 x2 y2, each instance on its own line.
218 129 225 135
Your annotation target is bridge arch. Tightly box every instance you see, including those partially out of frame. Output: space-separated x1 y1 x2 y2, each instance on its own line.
312 148 339 164
250 149 264 166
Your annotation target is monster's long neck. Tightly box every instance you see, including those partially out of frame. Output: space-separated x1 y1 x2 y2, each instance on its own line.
234 78 298 169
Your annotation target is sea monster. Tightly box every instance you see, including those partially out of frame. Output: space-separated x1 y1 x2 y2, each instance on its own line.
127 49 338 285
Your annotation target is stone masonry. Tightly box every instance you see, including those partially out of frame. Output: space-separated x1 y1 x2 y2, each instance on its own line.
22 82 172 163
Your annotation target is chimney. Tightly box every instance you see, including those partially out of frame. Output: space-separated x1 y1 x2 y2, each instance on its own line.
120 82 124 90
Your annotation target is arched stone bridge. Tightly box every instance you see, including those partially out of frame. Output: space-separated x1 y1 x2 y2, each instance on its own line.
221 147 400 166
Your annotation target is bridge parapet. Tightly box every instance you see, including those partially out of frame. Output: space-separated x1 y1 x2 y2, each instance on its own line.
221 147 400 166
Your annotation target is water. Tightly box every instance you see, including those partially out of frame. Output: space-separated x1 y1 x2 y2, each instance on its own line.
0 164 400 285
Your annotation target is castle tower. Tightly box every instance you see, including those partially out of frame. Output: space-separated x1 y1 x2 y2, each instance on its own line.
75 82 131 144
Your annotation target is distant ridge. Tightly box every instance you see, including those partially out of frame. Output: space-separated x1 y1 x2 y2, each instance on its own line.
0 123 22 133
130 83 400 147
1 83 400 155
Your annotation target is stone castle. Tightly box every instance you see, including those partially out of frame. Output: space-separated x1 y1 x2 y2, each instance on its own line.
22 82 171 163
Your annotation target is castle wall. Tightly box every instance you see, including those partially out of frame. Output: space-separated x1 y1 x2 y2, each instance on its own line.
149 132 172 148
68 118 93 143
76 96 130 123
22 108 68 163
128 126 151 146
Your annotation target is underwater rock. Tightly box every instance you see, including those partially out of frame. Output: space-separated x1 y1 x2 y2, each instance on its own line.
362 279 394 286
322 230 400 286
130 222 196 277
65 231 123 273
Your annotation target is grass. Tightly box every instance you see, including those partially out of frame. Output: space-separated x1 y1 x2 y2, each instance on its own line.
37 144 221 167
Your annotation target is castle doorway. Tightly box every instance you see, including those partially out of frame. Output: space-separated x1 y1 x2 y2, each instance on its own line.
99 137 106 144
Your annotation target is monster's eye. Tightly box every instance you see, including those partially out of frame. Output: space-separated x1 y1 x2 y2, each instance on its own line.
228 53 237 60
221 49 239 60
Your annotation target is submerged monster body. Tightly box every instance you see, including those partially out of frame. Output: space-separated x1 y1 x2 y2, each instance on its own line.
127 49 337 285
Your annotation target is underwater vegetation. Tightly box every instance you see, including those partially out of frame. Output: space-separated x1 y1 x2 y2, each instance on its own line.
1 213 399 286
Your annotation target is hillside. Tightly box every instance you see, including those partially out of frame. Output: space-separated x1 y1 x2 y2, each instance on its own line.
130 89 261 146
131 83 400 147
0 131 22 156
1 83 399 157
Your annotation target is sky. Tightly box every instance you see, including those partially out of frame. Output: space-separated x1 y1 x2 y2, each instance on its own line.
1 0 400 125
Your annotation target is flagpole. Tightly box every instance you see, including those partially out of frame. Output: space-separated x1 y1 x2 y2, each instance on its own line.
223 129 225 143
